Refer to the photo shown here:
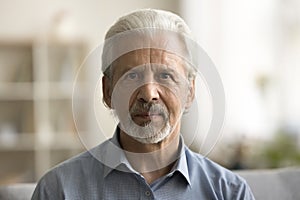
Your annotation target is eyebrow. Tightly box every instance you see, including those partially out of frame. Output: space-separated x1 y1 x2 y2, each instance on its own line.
111 63 134 78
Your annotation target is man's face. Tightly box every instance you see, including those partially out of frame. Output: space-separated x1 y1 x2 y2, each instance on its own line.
103 48 195 143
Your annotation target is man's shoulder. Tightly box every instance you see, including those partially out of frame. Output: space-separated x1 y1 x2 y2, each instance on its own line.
184 148 255 199
54 149 96 170
42 140 112 179
32 141 111 199
185 147 247 184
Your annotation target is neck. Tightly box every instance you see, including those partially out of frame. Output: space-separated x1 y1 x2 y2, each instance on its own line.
119 125 181 184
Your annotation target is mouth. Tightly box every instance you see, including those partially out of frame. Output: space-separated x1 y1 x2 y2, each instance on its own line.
131 112 164 125
129 102 168 126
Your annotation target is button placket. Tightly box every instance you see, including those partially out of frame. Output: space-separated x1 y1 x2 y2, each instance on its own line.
145 190 151 196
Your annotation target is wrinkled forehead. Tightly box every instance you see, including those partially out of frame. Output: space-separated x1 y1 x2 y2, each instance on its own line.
102 28 192 73
111 48 187 76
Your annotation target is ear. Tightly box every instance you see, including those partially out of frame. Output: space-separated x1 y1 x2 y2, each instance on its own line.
102 76 113 108
185 79 195 110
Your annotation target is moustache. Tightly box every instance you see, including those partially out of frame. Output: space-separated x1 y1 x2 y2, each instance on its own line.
130 102 169 120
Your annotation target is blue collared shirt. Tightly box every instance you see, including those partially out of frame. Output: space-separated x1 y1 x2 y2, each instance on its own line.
32 131 255 200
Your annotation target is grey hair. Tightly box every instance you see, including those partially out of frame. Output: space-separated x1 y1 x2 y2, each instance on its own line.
102 8 196 80
105 9 192 40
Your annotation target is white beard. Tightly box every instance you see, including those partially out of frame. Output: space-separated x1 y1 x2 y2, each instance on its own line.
120 118 172 144
113 103 172 144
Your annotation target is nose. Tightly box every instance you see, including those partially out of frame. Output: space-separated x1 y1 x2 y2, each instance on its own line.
136 83 160 103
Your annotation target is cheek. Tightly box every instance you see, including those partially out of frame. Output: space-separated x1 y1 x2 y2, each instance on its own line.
128 94 137 109
161 90 184 123
111 78 138 111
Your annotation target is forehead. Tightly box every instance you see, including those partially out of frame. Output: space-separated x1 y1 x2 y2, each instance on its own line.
111 48 186 75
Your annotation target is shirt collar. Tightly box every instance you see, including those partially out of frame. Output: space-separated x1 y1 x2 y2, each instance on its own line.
102 128 191 186
170 137 191 186
102 128 137 177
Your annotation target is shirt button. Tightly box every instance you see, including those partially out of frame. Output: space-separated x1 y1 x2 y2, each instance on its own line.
145 191 151 196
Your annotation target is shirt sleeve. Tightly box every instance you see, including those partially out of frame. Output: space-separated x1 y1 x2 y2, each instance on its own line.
233 178 256 200
31 170 64 200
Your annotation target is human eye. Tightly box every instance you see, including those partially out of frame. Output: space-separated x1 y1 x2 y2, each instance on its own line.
158 72 173 80
124 72 138 80
155 69 183 85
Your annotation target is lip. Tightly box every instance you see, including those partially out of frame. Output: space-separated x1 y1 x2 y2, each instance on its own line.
132 112 163 121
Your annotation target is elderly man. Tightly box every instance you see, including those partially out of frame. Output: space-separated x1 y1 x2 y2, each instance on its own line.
32 9 255 199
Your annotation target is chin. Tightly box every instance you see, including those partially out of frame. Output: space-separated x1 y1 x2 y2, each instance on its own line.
133 135 164 144
128 123 172 144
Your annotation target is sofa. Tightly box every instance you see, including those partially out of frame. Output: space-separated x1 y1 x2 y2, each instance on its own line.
237 167 300 200
0 183 35 200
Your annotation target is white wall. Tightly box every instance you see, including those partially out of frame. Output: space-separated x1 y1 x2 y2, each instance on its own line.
181 0 300 141
0 0 180 48
0 0 183 147
1 0 299 146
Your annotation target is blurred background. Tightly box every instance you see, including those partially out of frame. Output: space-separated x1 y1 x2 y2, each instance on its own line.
0 0 299 185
